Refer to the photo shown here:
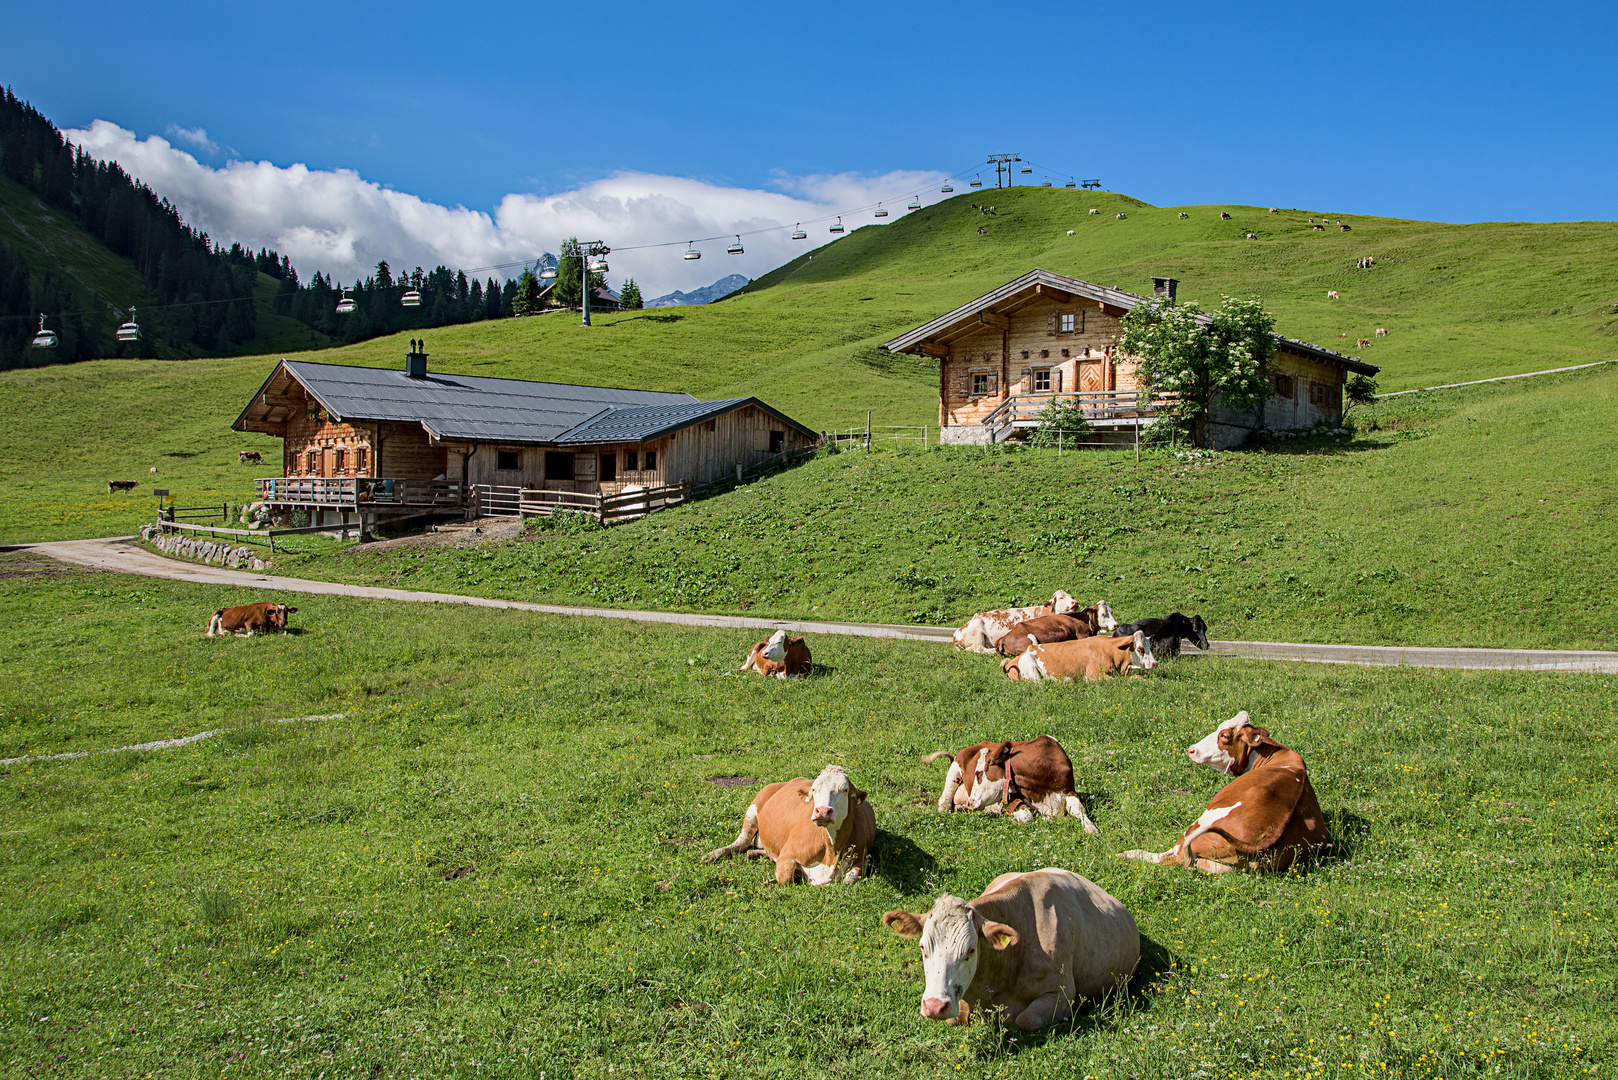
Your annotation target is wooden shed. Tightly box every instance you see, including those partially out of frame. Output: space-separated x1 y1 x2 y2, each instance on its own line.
232 346 817 531
883 269 1379 448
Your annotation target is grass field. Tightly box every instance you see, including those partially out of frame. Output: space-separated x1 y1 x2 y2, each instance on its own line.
1 553 1613 1078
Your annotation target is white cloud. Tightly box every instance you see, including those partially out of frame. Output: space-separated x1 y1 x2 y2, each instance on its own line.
164 125 218 154
63 120 949 298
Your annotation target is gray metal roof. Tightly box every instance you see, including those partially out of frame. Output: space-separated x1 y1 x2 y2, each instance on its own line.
280 359 697 444
556 398 819 444
883 268 1379 376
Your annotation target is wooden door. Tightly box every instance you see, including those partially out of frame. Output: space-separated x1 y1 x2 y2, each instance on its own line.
1079 361 1105 392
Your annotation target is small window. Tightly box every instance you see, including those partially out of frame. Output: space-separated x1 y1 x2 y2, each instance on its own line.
355 447 368 472
769 430 785 453
600 451 617 481
972 373 989 395
497 450 520 472
707 419 716 432
1034 369 1052 392
625 450 638 471
333 448 347 473
1060 312 1076 333
643 450 656 471
1271 374 1295 399
305 450 319 474
544 451 574 481
1310 382 1329 406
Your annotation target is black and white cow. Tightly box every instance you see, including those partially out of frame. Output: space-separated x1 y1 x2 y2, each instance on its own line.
1110 613 1209 659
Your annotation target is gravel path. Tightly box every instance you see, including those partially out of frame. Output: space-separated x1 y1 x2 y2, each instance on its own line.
26 538 1618 674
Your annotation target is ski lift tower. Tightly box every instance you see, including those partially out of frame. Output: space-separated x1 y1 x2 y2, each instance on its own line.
560 239 611 327
986 153 1021 189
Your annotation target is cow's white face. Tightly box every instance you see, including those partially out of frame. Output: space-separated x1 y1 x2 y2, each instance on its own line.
968 748 1006 810
1131 630 1157 671
1050 590 1078 615
807 764 851 829
918 898 979 1019
763 630 788 663
1096 600 1118 631
1187 711 1251 773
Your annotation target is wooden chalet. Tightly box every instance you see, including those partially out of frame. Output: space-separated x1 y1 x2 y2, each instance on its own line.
884 270 1379 448
232 345 817 533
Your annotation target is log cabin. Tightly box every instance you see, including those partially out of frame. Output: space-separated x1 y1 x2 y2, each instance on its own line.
232 344 817 534
883 270 1379 448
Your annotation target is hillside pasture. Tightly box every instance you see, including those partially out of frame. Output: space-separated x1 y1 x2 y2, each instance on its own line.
1 558 1613 1078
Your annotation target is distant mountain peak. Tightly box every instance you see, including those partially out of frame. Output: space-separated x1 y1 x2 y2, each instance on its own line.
645 273 749 308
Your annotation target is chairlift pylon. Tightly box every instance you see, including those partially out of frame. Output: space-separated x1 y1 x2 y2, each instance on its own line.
874 203 888 218
683 242 701 261
116 306 141 343
31 314 57 349
335 290 356 315
908 195 921 210
791 224 807 240
401 289 422 307
829 217 845 234
726 236 744 255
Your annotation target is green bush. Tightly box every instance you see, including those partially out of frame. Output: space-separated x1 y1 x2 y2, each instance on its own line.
1028 398 1092 448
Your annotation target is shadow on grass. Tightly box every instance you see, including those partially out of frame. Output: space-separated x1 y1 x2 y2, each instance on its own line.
1315 808 1371 867
618 313 684 325
872 828 937 893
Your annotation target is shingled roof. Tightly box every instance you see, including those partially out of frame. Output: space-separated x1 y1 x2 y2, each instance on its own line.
883 269 1380 376
233 359 817 445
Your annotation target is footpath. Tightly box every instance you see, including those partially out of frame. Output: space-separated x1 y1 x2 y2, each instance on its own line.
27 537 1618 674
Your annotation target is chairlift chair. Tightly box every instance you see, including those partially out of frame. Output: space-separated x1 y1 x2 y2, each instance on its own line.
874 203 888 218
1020 165 1032 174
829 217 845 234
908 195 921 210
1041 178 1052 187
31 314 57 349
940 182 954 193
791 224 807 240
683 243 701 260
1065 179 1076 188
587 256 609 274
116 307 141 342
335 291 356 314
539 264 558 280
401 289 422 307
969 175 983 188
726 236 744 255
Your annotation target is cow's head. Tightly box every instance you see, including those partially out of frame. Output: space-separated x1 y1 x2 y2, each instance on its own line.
270 604 298 629
1186 711 1269 774
883 895 1018 1021
1188 614 1210 652
806 764 854 829
1095 600 1118 632
762 630 789 663
1049 590 1078 615
1130 630 1157 671
967 745 1009 810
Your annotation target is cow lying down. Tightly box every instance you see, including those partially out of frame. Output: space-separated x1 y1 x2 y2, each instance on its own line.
703 764 875 884
952 591 1079 654
1003 631 1156 682
883 868 1139 1030
740 630 812 677
923 735 1097 831
1117 711 1328 874
1110 612 1209 659
994 602 1117 658
206 602 297 637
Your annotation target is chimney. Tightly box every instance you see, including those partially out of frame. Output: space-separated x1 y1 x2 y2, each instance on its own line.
1152 277 1179 303
405 338 427 379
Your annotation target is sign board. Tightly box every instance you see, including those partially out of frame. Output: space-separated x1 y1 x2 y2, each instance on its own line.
153 489 170 497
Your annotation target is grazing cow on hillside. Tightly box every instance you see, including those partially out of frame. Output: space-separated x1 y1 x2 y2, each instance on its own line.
703 764 875 885
952 591 1079 654
882 868 1139 1030
993 602 1116 658
108 480 139 493
1002 632 1156 683
1116 212 1127 219
1090 208 1101 215
1219 212 1232 219
1177 212 1188 218
206 602 297 637
1356 338 1371 347
1117 711 1328 874
1327 290 1339 300
923 735 1097 830
740 630 812 678
1111 612 1210 659
1375 327 1388 337
1067 229 1075 236
238 450 263 464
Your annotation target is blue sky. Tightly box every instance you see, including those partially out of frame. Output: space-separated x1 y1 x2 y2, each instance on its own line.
2 0 1615 291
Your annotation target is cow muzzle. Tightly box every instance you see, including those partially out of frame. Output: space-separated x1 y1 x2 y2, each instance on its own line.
921 997 955 1020
811 806 835 825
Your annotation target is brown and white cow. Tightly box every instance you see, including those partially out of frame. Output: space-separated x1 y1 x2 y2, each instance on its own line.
206 602 297 637
923 735 1097 831
1002 632 1156 683
883 868 1139 1030
108 480 139 493
739 630 812 678
1117 711 1328 874
238 450 263 464
702 764 875 885
951 591 1079 654
994 602 1116 657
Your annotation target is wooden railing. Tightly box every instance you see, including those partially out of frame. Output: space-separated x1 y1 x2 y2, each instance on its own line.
474 483 693 524
255 477 463 508
981 390 1167 429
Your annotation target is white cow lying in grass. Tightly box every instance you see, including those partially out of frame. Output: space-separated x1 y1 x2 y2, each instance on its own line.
952 591 1081 654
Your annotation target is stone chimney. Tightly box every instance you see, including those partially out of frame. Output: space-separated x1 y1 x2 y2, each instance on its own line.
1152 277 1179 303
405 339 427 378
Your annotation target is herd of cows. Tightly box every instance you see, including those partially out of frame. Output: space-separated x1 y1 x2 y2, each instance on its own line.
709 594 1320 1031
201 593 1322 1033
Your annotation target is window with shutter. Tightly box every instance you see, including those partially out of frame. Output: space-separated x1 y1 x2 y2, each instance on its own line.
987 372 999 394
1020 368 1032 392
1034 369 1052 392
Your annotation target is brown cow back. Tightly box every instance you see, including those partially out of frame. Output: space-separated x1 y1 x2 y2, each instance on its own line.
996 613 1096 657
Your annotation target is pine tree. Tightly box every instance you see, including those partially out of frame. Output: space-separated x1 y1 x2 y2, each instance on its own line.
620 278 643 310
510 269 541 316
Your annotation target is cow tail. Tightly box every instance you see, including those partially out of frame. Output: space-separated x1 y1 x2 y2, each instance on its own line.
206 611 224 637
919 750 955 765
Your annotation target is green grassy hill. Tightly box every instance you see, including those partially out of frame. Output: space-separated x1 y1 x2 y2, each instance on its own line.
0 174 328 362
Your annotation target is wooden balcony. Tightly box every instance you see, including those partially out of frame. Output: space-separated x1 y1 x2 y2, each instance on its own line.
984 390 1167 430
254 477 464 510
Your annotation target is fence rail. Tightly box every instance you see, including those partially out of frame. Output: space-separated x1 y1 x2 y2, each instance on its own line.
981 390 1166 430
160 502 230 524
151 518 356 552
255 477 463 508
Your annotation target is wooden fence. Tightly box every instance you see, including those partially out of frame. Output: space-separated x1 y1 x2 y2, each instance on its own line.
254 477 463 509
474 483 693 524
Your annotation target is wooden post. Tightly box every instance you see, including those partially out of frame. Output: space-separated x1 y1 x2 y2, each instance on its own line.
1135 418 1141 464
865 410 871 449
